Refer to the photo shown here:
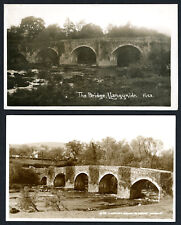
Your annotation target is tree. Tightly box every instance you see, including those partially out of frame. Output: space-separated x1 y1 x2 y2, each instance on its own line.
106 23 166 38
78 23 103 38
10 144 34 157
100 137 117 164
118 142 134 166
65 140 83 162
7 25 23 41
48 147 64 160
75 20 86 32
106 24 114 34
159 148 173 171
130 136 163 168
63 18 77 38
82 142 103 165
20 16 45 39
36 24 65 41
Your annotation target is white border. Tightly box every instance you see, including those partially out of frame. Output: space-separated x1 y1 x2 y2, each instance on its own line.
6 115 176 222
3 4 178 110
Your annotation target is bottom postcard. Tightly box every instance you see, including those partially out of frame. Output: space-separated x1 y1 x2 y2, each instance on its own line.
6 115 175 221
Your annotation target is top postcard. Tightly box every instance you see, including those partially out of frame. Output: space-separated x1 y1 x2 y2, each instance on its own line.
4 4 178 110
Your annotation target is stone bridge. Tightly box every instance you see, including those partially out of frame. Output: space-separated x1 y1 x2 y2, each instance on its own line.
36 165 172 200
8 36 170 67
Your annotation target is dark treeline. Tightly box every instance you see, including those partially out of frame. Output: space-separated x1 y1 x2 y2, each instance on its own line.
8 16 167 42
10 136 173 172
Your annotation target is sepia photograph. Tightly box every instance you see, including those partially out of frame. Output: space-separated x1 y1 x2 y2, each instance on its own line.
4 4 178 110
6 115 175 221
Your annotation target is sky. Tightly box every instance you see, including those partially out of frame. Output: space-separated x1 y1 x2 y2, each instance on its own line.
4 4 177 35
7 115 175 150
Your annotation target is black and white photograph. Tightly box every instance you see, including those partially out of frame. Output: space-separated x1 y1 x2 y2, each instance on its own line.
4 4 178 110
6 115 175 221
0 1 180 224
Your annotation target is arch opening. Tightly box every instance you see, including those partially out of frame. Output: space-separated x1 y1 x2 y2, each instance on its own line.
130 179 159 200
99 174 118 194
113 45 141 67
36 48 58 65
54 173 65 187
74 173 88 191
40 176 47 185
72 46 96 65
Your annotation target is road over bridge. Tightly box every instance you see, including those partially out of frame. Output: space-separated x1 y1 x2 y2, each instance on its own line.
8 36 170 67
36 165 172 200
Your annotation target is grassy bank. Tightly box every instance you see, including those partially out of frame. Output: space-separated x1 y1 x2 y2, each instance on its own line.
7 65 170 106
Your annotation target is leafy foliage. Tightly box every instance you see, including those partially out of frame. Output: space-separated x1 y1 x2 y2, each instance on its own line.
63 18 77 38
20 16 45 39
7 26 23 41
8 17 169 42
106 23 166 38
10 136 173 172
36 24 65 41
78 23 103 38
65 140 84 162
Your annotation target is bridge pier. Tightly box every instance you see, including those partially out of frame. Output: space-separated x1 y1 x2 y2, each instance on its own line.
117 185 130 198
65 180 74 189
46 177 54 186
97 58 112 66
88 184 99 193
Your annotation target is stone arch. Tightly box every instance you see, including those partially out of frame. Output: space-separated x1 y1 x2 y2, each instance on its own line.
36 47 59 65
71 45 97 65
111 44 142 67
130 177 160 200
40 176 47 185
74 171 89 180
74 173 88 191
54 173 65 187
99 172 118 183
99 174 118 194
48 47 59 56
